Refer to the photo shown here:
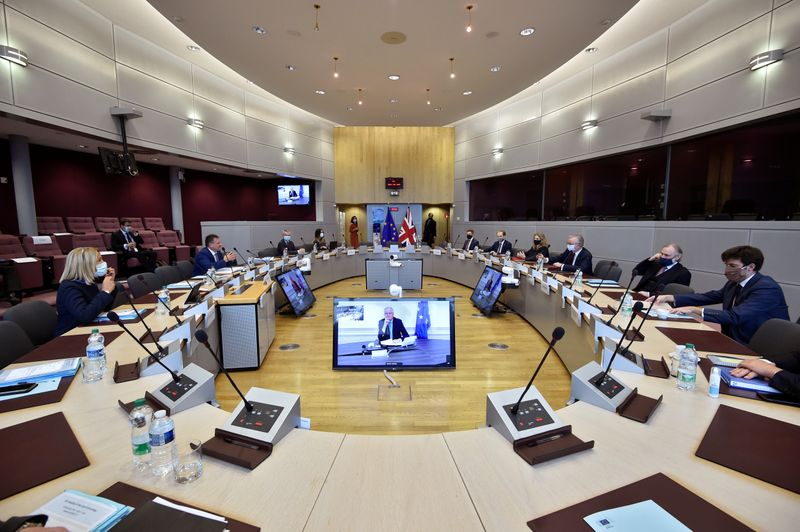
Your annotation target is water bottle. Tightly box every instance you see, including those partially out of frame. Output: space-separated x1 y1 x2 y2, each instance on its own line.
129 398 153 471
677 343 698 391
313 242 318 254
283 246 289 261
247 256 254 270
573 269 583 290
708 366 721 398
83 328 106 382
504 250 511 260
536 257 544 272
156 288 170 316
149 410 177 477
621 293 634 317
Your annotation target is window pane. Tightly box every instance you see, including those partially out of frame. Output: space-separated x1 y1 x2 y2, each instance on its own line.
469 171 543 221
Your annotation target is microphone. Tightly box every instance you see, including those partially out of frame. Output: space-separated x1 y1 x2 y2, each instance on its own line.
510 327 565 415
194 330 254 412
245 249 267 264
587 261 618 305
269 240 275 248
299 236 306 246
135 275 181 326
232 247 248 267
621 288 661 350
595 301 643 386
454 234 461 247
107 311 180 383
511 239 518 252
605 268 639 325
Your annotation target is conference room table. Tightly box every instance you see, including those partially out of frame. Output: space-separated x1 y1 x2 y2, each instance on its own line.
1 249 798 531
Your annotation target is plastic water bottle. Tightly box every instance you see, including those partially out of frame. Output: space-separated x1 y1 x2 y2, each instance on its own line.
536 257 544 272
283 246 289 261
677 343 699 391
156 288 170 316
83 329 106 382
129 398 153 471
621 293 634 317
313 242 318 254
149 410 177 477
573 269 583 290
708 366 721 398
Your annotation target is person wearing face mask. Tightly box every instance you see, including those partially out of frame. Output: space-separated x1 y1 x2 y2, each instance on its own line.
632 243 691 294
488 230 513 255
650 245 789 344
543 234 593 274
349 216 360 248
462 229 479 251
313 228 328 251
276 229 298 255
53 247 118 336
110 218 157 274
517 233 550 261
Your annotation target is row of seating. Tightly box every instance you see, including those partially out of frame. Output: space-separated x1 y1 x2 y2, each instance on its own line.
36 216 171 235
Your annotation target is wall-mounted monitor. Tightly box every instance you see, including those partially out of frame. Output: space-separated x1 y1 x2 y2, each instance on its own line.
277 184 310 205
276 268 316 315
470 266 503 315
333 297 455 370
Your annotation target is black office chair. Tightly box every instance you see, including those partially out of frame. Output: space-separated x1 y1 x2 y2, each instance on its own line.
661 283 695 296
176 260 193 280
595 264 622 282
3 300 58 346
154 265 182 287
0 320 34 369
748 319 800 361
111 282 130 308
258 248 279 257
127 272 161 297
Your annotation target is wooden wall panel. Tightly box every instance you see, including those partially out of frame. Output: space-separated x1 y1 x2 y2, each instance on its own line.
334 127 454 204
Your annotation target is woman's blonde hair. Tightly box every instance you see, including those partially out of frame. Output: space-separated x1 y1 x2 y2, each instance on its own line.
60 247 100 284
533 233 549 249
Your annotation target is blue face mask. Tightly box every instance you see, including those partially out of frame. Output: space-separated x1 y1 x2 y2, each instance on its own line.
566 244 576 252
95 261 108 277
121 226 128 233
658 257 674 267
283 235 291 242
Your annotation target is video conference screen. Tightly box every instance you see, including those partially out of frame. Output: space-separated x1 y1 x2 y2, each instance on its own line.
277 184 310 205
276 268 316 316
332 297 456 370
470 266 503 315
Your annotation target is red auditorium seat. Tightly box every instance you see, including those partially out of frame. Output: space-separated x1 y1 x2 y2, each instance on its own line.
65 217 97 234
69 233 118 271
124 218 146 232
21 236 67 284
94 217 120 234
138 230 169 264
0 235 44 291
37 216 67 235
156 230 190 261
144 217 166 232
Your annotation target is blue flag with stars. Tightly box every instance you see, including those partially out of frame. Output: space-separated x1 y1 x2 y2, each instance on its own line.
415 300 430 339
381 209 399 246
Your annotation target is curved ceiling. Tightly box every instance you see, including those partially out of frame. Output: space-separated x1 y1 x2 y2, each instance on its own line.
147 0 638 126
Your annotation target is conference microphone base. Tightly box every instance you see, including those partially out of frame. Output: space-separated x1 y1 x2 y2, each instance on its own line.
570 361 662 423
138 341 184 378
121 363 217 416
600 339 671 379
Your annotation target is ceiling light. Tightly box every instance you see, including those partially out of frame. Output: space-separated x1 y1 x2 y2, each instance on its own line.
0 46 28 66
314 4 320 32
466 5 474 33
433 107 442 111
462 90 472 96
491 148 504 156
245 79 254 84
252 25 267 35
584 47 598 54
519 27 535 36
357 88 363 105
333 57 339 78
347 106 353 111
315 90 326 95
284 147 296 155
581 119 598 130
77 144 87 149
390 98 399 103
152 157 159 161
187 45 201 51
388 74 400 81
390 114 399 118
449 57 455 79
172 16 184 23
489 65 501 72
257 174 264 177
187 118 204 129
749 49 784 70
286 65 295 71
600 19 612 26
426 88 431 105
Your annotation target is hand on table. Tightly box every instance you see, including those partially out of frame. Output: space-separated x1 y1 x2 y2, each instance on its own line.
730 359 781 380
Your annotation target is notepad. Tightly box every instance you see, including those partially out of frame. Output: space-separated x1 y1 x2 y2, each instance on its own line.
0 358 80 386
0 378 60 402
583 500 690 532
33 489 132 532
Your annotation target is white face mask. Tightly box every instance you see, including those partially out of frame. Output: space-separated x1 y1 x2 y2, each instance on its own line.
319 233 324 238
283 235 291 242
566 244 576 252
95 261 108 277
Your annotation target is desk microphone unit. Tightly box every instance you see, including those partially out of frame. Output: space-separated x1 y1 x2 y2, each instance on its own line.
486 327 594 465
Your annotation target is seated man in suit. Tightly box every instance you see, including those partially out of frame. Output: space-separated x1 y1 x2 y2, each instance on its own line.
633 243 691 294
192 234 236 276
488 230 512 255
110 218 157 274
731 352 800 399
543 234 593 274
377 306 409 342
462 229 479 251
276 229 298 255
652 245 789 344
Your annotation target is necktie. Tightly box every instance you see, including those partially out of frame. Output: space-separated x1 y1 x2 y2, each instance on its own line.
656 266 666 276
124 232 131 244
731 284 742 308
565 251 574 265
214 251 220 262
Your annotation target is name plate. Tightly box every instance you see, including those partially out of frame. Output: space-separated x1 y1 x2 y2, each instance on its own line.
561 286 577 308
593 317 623 352
322 253 330 260
244 270 255 281
547 276 560 289
531 270 543 282
569 303 582 327
274 260 284 269
458 253 466 260
433 249 442 256
347 249 356 256
539 279 550 295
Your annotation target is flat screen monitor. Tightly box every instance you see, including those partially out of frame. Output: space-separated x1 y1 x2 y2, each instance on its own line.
276 268 316 315
277 184 310 205
470 266 503 315
333 297 455 370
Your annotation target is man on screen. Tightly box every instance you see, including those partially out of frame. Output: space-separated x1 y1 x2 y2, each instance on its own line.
377 306 409 342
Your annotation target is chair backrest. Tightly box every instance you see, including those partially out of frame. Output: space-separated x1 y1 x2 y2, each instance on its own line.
138 230 161 248
661 283 695 296
124 218 146 231
65 217 97 234
111 282 129 309
594 260 615 273
71 233 108 251
0 320 35 369
593 261 619 281
176 260 194 280
21 236 63 258
748 319 800 360
258 247 279 257
157 230 181 247
127 272 161 298
0 235 26 259
599 265 622 282
154 265 182 287
37 216 66 234
144 217 166 231
94 217 120 233
3 300 58 346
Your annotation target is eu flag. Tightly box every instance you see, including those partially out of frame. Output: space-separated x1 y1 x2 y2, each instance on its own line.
380 209 399 246
415 300 430 339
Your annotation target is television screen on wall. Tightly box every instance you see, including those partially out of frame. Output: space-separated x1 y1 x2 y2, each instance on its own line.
277 184 310 205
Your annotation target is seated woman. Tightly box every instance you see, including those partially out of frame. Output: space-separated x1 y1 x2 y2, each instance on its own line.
313 228 328 250
53 247 118 336
516 233 550 261
731 353 800 399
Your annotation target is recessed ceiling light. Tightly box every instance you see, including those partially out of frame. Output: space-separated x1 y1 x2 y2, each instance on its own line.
152 157 159 161
187 45 201 51
600 19 612 26
172 16 184 23
77 144 87 148
212 167 218 171
433 107 442 111
388 74 400 81
245 79 254 84
520 27 535 36
585 47 598 53
257 174 263 177
252 25 267 35
462 90 472 96
346 106 353 111
286 65 295 71
390 114 399 118
489 65 501 72
390 98 399 103
315 90 326 95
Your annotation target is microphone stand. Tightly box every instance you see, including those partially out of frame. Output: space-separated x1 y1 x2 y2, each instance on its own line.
587 261 618 305
594 302 643 387
136 275 182 326
604 269 639 325
232 247 250 269
108 311 180 382
194 330 254 412
510 328 565 414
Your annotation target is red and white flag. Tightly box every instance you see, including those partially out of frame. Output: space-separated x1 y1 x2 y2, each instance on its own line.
399 206 416 245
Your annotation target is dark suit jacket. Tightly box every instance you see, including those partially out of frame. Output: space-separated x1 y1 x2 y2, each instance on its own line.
110 229 144 253
422 219 437 242
674 272 790 344
54 280 116 336
277 239 297 255
377 317 409 341
771 351 800 398
192 247 235 276
462 237 479 251
633 259 692 293
522 245 549 261
550 247 593 274
488 239 512 255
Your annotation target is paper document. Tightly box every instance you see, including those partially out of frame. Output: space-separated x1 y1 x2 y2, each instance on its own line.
0 358 80 385
585 279 620 287
166 281 200 290
583 500 690 532
0 377 60 402
11 257 37 263
152 497 227 523
96 309 139 322
33 489 133 532
32 235 53 245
